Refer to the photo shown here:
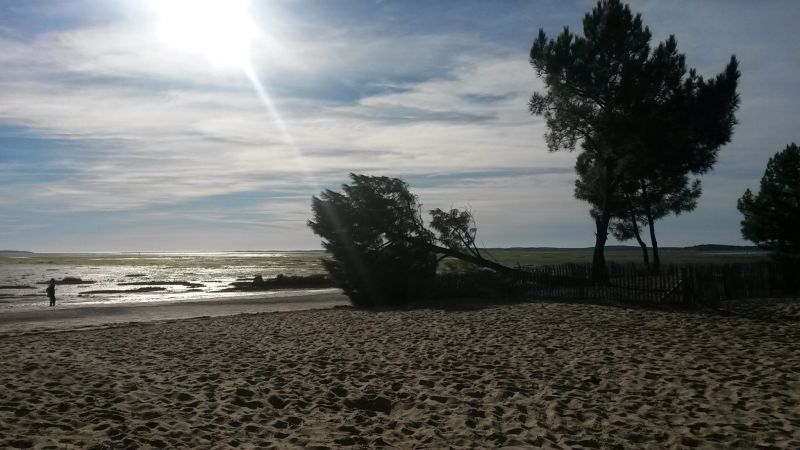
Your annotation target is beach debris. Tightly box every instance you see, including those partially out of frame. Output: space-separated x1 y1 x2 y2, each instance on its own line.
78 287 167 296
0 293 39 299
118 281 205 288
37 277 96 285
61 276 89 284
222 274 334 292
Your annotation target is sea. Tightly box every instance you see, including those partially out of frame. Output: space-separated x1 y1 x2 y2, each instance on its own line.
0 251 337 312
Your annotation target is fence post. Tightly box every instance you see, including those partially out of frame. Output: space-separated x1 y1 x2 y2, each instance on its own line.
680 267 690 306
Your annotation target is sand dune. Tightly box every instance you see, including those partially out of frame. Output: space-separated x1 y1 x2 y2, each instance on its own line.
1 299 799 449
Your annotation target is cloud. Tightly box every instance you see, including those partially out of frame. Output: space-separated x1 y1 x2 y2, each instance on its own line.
0 13 563 216
2 1 799 250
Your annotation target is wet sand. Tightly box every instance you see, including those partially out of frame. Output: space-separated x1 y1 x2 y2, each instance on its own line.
1 298 799 449
0 292 348 335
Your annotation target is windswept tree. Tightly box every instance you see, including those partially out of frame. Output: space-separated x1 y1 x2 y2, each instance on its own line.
737 143 800 256
529 0 739 281
308 174 437 307
308 174 523 307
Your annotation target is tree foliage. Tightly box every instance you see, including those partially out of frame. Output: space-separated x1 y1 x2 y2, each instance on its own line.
622 42 739 270
609 175 702 268
529 0 665 282
429 207 487 261
308 174 521 307
308 174 437 307
737 143 800 256
529 0 739 279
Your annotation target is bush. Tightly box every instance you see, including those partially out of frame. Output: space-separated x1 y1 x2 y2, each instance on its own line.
431 269 524 300
323 244 437 307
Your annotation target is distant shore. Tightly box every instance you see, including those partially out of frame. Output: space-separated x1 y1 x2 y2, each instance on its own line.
1 298 798 448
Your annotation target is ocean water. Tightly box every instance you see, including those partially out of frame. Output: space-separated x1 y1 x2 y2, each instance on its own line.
0 251 335 311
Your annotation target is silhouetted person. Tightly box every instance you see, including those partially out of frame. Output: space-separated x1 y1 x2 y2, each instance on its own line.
46 279 56 307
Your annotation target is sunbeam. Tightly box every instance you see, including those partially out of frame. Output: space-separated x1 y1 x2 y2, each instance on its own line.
242 61 320 189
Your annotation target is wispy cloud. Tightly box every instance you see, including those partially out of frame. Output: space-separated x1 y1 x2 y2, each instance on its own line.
0 16 559 216
1 1 799 250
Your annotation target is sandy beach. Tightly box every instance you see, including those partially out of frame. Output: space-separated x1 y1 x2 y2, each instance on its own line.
1 298 799 449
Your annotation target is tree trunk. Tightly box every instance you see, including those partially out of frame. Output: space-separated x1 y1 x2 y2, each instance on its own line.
630 212 650 267
413 239 529 278
592 214 610 284
591 160 617 284
640 181 660 273
646 211 660 272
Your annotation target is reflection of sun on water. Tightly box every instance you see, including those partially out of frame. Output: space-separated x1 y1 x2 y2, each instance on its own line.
151 0 257 70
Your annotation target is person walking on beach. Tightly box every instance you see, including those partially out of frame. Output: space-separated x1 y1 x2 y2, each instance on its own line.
46 278 56 307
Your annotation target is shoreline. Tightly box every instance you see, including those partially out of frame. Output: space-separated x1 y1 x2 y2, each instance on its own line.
0 291 348 336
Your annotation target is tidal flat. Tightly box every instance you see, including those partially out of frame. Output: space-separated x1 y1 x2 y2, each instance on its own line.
0 252 330 311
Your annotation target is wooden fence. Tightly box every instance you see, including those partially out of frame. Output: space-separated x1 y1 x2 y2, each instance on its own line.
519 260 799 306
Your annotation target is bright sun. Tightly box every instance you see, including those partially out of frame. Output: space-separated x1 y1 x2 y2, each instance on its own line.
152 0 257 70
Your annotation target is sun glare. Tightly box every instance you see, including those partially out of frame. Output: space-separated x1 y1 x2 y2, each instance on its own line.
149 0 317 187
153 0 257 69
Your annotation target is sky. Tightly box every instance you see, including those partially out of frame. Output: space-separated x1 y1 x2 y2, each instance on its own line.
1 0 798 252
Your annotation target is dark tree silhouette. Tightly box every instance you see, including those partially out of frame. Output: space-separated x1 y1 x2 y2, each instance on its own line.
609 195 651 267
530 0 658 282
610 176 702 269
308 174 436 306
308 174 524 307
737 143 800 256
624 43 739 271
529 0 739 281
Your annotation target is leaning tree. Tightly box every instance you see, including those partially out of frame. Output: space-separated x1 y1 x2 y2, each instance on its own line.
308 174 437 306
529 0 739 281
308 174 525 307
737 143 800 257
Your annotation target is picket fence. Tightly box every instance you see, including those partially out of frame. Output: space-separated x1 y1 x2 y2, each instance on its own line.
518 260 799 306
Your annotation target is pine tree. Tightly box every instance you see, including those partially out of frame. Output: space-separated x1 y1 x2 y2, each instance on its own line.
530 0 739 280
737 143 800 256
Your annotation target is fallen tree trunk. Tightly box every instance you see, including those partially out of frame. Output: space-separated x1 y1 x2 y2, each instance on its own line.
410 239 530 278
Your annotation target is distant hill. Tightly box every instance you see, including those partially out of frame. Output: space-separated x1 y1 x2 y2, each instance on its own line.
0 250 34 256
488 245 760 252
683 244 760 252
489 246 640 251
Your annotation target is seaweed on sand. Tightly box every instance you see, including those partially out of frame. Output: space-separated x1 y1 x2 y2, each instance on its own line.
36 277 96 285
222 274 334 292
78 287 167 296
118 281 205 288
